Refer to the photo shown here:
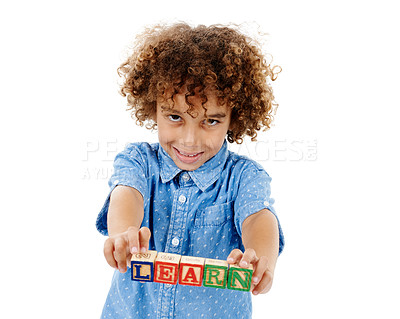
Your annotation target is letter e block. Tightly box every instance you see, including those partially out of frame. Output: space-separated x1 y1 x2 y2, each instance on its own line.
179 256 205 287
131 250 158 282
227 264 253 291
154 252 181 285
203 258 228 289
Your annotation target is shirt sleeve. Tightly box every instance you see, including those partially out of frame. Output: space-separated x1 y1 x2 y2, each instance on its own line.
95 143 148 236
234 163 285 255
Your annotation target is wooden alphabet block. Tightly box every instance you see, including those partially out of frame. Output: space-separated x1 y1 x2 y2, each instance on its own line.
130 250 254 293
131 250 158 282
178 256 205 287
154 252 181 285
203 258 228 289
227 264 253 291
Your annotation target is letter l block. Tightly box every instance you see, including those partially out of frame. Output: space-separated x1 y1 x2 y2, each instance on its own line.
131 250 158 282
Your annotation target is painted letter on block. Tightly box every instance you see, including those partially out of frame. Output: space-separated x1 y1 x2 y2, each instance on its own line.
131 250 158 282
154 252 181 285
179 256 205 287
227 264 253 291
203 258 228 289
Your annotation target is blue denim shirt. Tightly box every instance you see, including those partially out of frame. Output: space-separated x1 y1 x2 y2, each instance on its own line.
96 140 284 319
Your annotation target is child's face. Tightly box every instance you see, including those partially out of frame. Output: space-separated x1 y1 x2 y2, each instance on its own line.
156 87 231 171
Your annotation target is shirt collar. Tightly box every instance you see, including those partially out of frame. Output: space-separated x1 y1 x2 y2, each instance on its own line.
159 140 229 192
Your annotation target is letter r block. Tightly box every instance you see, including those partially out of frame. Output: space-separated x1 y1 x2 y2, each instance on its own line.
227 264 253 291
154 252 181 285
179 256 205 287
203 258 228 289
131 250 158 282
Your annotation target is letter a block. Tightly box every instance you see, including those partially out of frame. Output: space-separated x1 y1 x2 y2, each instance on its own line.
179 256 205 287
131 250 158 282
154 252 181 285
203 258 228 289
227 264 253 291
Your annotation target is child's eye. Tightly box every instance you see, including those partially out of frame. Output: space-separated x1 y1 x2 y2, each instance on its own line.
205 119 220 126
168 115 181 122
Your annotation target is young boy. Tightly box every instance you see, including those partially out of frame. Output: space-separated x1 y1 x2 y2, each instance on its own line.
96 22 284 318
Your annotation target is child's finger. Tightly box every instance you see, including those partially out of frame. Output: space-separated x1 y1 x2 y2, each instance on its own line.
104 239 117 269
252 270 273 295
239 248 258 268
227 249 243 264
138 227 151 252
127 226 140 254
113 237 128 273
250 255 269 289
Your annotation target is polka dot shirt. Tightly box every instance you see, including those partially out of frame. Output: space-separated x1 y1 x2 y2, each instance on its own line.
96 140 284 318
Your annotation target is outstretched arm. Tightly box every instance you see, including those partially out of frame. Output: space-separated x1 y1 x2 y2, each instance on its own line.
104 185 151 273
227 209 279 295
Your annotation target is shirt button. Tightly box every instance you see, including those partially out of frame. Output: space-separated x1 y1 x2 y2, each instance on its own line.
172 237 180 246
182 173 190 181
264 200 269 206
178 195 186 203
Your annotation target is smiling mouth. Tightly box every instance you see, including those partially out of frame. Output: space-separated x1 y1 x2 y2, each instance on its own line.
173 147 204 164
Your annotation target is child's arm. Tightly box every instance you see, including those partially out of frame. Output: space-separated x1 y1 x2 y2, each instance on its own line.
103 185 151 273
227 209 279 295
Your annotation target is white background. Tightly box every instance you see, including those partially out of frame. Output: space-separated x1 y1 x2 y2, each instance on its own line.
1 0 399 318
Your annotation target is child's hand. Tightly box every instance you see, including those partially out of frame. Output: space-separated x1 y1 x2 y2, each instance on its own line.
103 226 151 273
227 248 274 295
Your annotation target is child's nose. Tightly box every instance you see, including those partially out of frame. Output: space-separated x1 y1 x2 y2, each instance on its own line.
181 126 199 146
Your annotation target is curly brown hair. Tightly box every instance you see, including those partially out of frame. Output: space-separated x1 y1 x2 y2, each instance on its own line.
117 22 281 143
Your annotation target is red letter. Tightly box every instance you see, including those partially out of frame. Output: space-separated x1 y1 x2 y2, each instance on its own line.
183 267 199 284
158 265 174 281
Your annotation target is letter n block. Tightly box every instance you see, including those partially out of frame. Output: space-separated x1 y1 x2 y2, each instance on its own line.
131 250 158 282
203 258 228 289
227 264 253 291
154 252 181 285
178 256 205 287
